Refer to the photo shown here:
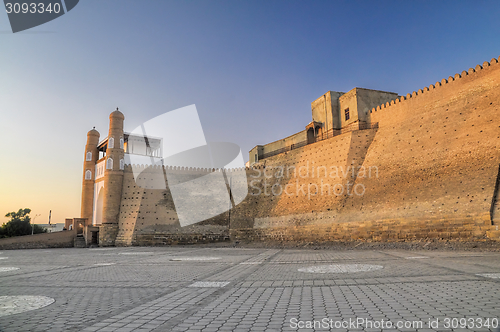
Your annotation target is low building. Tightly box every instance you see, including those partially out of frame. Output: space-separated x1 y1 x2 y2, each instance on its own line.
37 223 65 233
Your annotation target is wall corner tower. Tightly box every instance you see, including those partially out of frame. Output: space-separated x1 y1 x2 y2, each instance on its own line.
99 108 125 246
81 128 100 223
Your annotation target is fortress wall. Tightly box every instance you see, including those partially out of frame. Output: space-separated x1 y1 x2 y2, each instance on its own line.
261 130 307 155
231 216 494 243
229 57 500 243
115 165 229 246
110 57 500 245
231 129 378 229
339 58 500 223
237 132 354 226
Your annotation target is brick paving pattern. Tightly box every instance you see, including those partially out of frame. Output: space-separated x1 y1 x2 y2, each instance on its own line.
0 248 499 331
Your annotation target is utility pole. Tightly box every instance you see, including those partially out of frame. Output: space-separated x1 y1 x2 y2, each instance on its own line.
228 176 232 231
32 214 41 235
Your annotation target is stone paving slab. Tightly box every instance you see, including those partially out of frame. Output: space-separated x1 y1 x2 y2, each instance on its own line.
269 250 388 263
245 260 464 281
0 247 499 331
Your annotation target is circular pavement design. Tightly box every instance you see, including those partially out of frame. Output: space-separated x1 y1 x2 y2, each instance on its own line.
298 264 383 274
0 296 55 317
0 267 19 272
405 256 429 259
170 257 221 261
477 273 500 279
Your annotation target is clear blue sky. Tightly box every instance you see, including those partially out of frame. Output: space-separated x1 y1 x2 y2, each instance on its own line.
1 0 499 223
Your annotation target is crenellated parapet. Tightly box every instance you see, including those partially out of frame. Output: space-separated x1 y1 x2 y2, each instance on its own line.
370 56 500 115
124 164 252 173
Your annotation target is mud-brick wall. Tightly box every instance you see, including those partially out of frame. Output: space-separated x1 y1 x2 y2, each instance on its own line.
231 129 378 228
231 215 496 243
230 57 500 243
115 165 229 246
341 58 500 224
113 57 500 245
0 229 77 249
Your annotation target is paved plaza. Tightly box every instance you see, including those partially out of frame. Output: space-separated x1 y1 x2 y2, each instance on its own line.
0 246 499 331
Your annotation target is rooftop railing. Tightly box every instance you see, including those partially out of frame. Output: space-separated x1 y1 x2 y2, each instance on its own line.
259 122 378 161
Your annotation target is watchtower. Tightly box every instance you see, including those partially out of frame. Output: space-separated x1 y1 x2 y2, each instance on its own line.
81 127 100 224
99 108 125 246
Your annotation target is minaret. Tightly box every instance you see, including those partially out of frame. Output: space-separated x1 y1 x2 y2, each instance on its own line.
81 127 100 224
99 108 125 246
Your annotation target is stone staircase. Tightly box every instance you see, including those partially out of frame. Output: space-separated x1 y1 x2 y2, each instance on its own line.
487 225 500 241
74 235 86 248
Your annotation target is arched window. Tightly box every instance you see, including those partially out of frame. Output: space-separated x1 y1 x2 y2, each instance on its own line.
85 170 92 180
315 126 322 140
120 159 124 170
307 128 315 144
106 158 113 170
86 151 92 161
120 137 124 149
108 137 114 149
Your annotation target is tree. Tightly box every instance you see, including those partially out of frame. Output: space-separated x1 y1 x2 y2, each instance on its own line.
1 208 47 238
